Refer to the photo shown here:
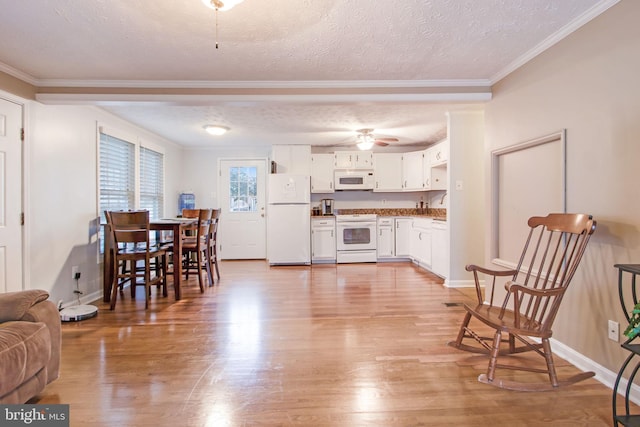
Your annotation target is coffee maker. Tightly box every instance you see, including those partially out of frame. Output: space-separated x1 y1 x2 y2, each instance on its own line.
321 199 334 216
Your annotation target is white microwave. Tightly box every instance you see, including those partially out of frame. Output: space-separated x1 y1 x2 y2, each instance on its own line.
334 169 375 190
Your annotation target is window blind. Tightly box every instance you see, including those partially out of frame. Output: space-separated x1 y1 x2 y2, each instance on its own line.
140 146 164 220
99 133 135 222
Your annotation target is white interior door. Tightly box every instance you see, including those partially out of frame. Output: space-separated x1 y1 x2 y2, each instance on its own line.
218 159 266 259
0 98 23 292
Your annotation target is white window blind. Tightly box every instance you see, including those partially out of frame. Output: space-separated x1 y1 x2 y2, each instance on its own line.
140 146 164 220
99 132 135 223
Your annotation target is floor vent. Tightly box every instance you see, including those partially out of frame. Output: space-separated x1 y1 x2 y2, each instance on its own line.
443 302 463 307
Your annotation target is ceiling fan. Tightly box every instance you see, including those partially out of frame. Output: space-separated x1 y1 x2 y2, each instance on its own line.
355 129 399 150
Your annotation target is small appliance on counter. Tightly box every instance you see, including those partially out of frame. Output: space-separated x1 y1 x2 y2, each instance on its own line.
321 198 334 216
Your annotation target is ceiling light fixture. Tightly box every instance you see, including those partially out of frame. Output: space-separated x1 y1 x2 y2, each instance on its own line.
204 125 229 136
357 132 375 150
201 0 244 11
201 0 244 48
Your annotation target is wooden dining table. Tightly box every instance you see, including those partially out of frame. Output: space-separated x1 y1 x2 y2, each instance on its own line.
103 217 198 303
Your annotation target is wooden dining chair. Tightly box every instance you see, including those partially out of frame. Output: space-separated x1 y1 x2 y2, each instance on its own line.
447 213 597 391
182 208 213 292
105 210 167 310
206 209 221 286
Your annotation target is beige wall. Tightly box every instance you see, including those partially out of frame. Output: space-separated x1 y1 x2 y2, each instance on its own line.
484 0 640 372
0 70 36 100
24 102 184 305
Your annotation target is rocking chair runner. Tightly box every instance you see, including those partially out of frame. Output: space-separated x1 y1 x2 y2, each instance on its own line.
448 213 597 391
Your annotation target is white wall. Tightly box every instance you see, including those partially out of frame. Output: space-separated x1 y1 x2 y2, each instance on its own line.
181 146 271 210
484 0 640 372
27 103 183 305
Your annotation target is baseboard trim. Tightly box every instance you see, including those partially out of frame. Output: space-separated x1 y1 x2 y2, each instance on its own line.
549 337 640 405
444 279 479 288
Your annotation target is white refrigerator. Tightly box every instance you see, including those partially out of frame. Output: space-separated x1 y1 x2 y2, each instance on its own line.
267 174 311 265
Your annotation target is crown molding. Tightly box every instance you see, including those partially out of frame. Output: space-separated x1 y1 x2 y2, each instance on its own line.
36 91 492 106
34 78 491 90
490 0 621 84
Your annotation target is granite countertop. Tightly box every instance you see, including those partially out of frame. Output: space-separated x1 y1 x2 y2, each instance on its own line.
311 208 447 221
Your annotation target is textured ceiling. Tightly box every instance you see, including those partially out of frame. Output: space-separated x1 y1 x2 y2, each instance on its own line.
0 0 616 148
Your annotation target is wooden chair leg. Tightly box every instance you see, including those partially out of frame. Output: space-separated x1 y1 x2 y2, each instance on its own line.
204 246 214 286
144 266 150 309
213 247 220 282
196 251 204 293
486 330 502 383
453 311 472 347
110 261 119 310
161 254 168 297
542 338 559 387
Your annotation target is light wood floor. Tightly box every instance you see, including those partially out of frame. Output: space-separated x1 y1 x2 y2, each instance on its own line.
36 261 621 426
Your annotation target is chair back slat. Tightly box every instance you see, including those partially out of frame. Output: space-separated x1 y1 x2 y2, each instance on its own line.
505 213 596 333
106 210 151 248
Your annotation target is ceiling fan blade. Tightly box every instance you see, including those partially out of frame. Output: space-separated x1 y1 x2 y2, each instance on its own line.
376 137 399 142
374 140 389 147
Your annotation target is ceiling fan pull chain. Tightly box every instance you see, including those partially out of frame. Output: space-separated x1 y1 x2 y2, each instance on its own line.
215 8 219 49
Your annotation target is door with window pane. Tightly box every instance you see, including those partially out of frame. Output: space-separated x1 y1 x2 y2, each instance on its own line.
219 160 266 259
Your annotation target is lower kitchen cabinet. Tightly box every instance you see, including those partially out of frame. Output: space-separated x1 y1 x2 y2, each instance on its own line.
410 218 432 267
395 218 412 257
431 220 448 278
377 217 395 259
311 217 336 263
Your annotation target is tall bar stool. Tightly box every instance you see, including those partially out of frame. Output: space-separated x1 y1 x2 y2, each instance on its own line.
105 210 167 310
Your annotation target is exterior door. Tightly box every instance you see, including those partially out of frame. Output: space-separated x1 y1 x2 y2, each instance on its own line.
218 159 267 259
0 97 23 292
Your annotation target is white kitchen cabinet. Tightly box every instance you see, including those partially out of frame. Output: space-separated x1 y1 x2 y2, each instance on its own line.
428 140 448 191
422 147 433 190
271 145 311 175
402 150 424 191
373 153 403 192
311 217 336 263
335 151 373 169
410 218 432 267
377 217 395 259
311 153 335 193
395 218 412 257
430 164 447 191
430 140 448 166
431 220 448 278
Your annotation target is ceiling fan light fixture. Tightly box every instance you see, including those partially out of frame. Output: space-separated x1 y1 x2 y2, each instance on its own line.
357 141 374 150
357 132 375 150
201 0 244 11
204 125 229 136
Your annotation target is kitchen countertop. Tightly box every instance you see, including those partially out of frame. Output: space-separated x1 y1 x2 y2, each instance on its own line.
311 208 446 221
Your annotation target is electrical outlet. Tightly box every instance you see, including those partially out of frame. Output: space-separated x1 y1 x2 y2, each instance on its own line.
608 320 619 341
72 266 80 280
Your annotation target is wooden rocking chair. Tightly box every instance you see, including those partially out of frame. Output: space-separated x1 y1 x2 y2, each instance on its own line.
447 213 597 391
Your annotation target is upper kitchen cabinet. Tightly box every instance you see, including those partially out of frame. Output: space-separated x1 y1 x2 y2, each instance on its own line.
430 140 448 166
335 151 373 169
428 140 448 191
402 150 424 191
271 145 312 175
373 153 403 192
311 153 335 193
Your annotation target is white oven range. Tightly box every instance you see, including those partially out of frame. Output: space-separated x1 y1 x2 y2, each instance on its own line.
335 214 377 263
